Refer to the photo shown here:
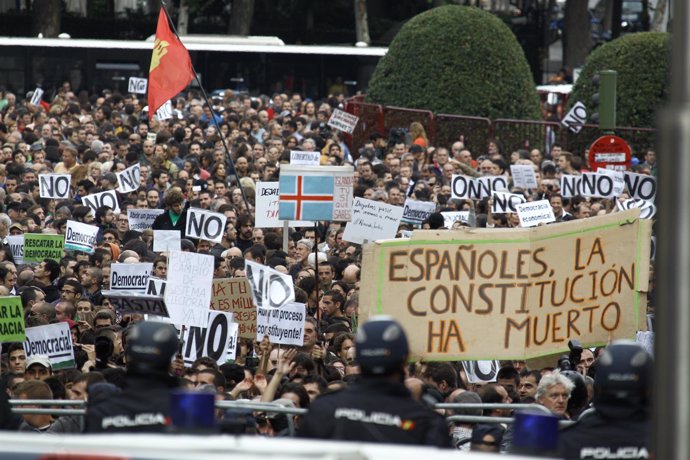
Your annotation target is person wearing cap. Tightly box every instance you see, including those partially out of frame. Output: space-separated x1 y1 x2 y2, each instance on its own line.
24 355 53 381
298 316 451 447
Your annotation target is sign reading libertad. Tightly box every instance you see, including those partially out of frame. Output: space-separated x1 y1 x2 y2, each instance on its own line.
359 209 650 360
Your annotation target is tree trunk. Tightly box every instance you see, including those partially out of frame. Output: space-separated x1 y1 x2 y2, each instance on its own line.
177 0 189 35
563 0 591 69
651 0 667 31
354 0 370 45
32 0 61 37
228 0 255 36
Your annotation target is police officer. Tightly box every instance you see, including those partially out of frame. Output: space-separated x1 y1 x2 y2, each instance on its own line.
558 341 652 459
84 321 180 433
298 316 451 447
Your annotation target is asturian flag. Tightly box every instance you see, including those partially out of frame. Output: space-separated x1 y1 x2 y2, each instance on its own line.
279 165 354 222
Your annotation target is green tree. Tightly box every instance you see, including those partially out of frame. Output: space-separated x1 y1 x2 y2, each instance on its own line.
569 32 669 128
366 5 540 120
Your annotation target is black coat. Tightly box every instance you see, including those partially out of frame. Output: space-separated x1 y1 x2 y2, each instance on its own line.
298 378 451 447
152 209 188 239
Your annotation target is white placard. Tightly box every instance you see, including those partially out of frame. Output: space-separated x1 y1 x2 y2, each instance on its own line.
127 208 164 231
245 260 295 310
116 163 141 193
616 198 656 220
180 311 236 366
255 302 306 346
510 165 538 189
109 262 153 293
147 277 167 297
82 190 120 214
624 172 656 202
29 87 44 106
290 150 320 166
185 208 227 243
462 360 500 384
580 172 620 198
146 132 158 144
156 100 173 121
327 108 359 134
492 191 527 214
596 168 626 197
451 175 509 200
6 235 23 265
39 174 71 199
24 322 75 370
128 76 148 94
561 101 587 133
153 230 181 252
516 199 555 227
560 174 582 199
64 220 99 254
401 198 436 226
441 211 470 229
165 251 214 327
254 182 313 228
342 197 404 244
102 291 169 317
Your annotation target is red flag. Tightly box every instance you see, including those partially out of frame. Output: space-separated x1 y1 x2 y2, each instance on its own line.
147 9 195 119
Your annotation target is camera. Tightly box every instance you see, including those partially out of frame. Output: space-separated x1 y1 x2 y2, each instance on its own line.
558 339 583 372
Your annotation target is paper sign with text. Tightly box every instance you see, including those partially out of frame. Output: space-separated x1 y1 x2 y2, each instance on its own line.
342 197 403 244
30 88 44 106
492 191 527 214
7 235 23 265
254 182 313 228
23 234 64 262
82 190 120 214
103 291 169 317
39 174 71 199
278 165 354 222
117 163 141 193
256 302 306 346
596 168 626 197
153 230 181 252
109 263 153 293
245 260 295 310
24 322 75 370
290 150 320 166
561 101 587 134
64 220 99 254
401 198 436 226
128 208 164 232
0 297 25 342
185 208 227 243
210 278 255 339
451 175 509 200
442 211 470 229
327 109 359 134
510 165 538 189
580 173 620 199
180 310 236 366
156 100 173 121
617 198 656 220
624 172 656 202
462 361 500 383
147 277 167 297
516 200 555 227
359 209 650 360
165 251 214 327
128 76 148 94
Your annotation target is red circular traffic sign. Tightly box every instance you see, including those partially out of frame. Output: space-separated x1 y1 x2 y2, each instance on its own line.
588 135 632 171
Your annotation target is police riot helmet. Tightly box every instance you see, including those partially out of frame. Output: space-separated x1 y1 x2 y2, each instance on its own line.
125 321 179 375
355 316 409 376
593 341 652 418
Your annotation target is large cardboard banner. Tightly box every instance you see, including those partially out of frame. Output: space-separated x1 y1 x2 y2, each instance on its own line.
360 209 651 360
24 322 75 369
23 234 64 262
0 297 25 342
210 278 255 339
342 197 403 244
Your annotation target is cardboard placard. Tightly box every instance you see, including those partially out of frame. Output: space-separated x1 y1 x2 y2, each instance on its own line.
327 108 359 134
245 260 295 310
147 277 167 297
128 76 148 94
116 163 141 193
109 263 153 293
211 278 255 339
24 322 75 370
492 191 526 214
39 174 71 199
127 208 164 232
359 209 650 360
256 302 306 346
624 172 656 202
165 251 214 327
156 100 173 121
451 175 509 200
185 208 227 243
290 150 320 166
180 311 237 366
342 197 404 244
516 199 555 227
23 234 64 262
64 220 99 254
401 198 436 226
0 297 25 342
510 165 538 189
561 101 587 134
82 190 120 214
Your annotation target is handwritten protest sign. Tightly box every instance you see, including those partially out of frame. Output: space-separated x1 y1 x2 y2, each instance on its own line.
102 291 169 317
185 208 227 243
255 182 313 228
109 263 153 293
165 251 213 327
510 165 538 189
359 209 650 360
245 260 295 310
128 76 148 94
516 200 555 227
462 361 500 383
342 197 403 244
210 278 255 339
180 311 237 366
39 174 71 199
64 220 99 254
127 209 164 231
0 297 25 342
7 235 23 265
147 277 167 297
401 198 436 226
23 234 64 262
327 108 359 134
24 322 75 369
290 150 320 166
442 211 470 229
492 191 526 214
256 302 306 346
452 175 509 200
82 190 120 214
624 172 656 202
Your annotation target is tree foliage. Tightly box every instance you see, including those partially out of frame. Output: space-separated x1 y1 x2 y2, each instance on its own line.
366 5 540 120
569 32 669 128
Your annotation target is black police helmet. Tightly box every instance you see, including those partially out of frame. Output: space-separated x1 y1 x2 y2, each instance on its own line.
125 321 179 375
355 316 409 376
593 341 652 419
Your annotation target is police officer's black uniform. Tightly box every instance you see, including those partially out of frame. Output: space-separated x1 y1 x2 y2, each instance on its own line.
558 342 652 459
298 316 451 447
84 321 179 433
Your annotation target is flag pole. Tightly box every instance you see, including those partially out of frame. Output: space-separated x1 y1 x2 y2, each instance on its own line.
158 2 252 214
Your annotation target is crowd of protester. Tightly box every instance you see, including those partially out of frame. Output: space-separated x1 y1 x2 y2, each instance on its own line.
0 84 654 457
